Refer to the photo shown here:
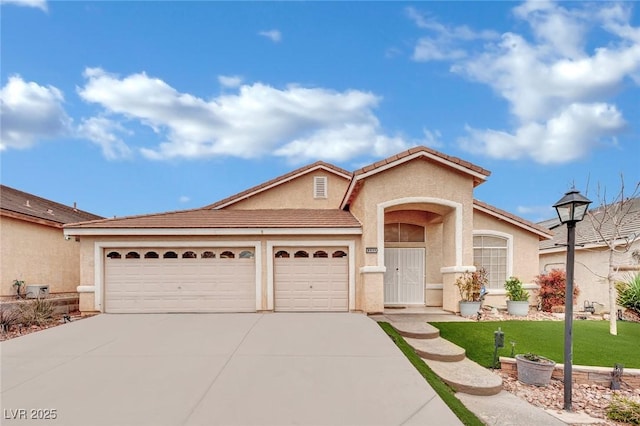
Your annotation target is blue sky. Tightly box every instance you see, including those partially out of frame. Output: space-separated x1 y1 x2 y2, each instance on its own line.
1 1 639 222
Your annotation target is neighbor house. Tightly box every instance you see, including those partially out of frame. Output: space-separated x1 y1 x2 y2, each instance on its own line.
0 185 103 298
64 146 552 314
539 197 640 311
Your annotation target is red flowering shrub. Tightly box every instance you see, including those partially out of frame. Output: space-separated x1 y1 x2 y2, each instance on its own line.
535 269 580 312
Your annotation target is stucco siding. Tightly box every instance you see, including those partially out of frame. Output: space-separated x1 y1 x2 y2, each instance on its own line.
0 216 81 296
225 172 348 210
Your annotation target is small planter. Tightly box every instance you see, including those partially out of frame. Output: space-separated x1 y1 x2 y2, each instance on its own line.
507 300 530 317
459 301 481 316
515 354 556 386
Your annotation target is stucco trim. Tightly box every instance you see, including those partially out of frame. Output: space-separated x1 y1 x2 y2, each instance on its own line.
93 240 262 312
360 266 387 273
76 285 95 293
67 227 362 236
473 229 514 279
377 197 463 268
266 240 356 311
440 266 477 273
425 283 443 289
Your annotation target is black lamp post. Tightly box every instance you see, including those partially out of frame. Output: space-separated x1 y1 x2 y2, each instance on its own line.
553 188 592 411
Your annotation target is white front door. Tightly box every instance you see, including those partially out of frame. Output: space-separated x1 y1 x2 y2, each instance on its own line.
384 248 425 304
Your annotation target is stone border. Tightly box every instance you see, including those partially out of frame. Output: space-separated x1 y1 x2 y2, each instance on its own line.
500 357 640 389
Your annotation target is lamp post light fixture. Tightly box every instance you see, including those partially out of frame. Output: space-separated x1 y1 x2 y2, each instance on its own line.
553 188 592 411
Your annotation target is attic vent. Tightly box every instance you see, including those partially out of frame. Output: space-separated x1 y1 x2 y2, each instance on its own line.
314 176 327 199
25 200 31 207
47 209 54 215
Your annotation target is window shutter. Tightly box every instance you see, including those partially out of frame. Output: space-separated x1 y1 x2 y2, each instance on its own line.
314 176 327 199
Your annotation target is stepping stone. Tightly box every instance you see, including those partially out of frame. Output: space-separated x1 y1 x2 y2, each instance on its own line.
391 321 440 339
405 336 465 362
423 358 503 396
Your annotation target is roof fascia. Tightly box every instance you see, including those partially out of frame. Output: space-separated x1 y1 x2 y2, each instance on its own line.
64 227 363 237
473 204 553 240
1 209 62 229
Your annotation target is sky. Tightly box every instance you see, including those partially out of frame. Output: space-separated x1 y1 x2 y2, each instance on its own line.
1 0 639 223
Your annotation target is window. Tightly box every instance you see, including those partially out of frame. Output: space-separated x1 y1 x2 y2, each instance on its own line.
275 250 290 258
314 176 327 199
384 223 425 242
220 251 235 259
182 251 197 259
144 251 159 259
239 250 254 259
202 251 215 259
313 250 328 258
125 251 140 259
107 251 121 259
332 250 347 258
294 250 309 258
163 251 178 259
473 234 509 289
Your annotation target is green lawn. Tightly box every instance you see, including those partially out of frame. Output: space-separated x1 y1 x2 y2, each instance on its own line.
430 320 640 369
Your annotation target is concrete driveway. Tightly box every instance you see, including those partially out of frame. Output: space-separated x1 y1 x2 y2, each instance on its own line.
1 313 461 426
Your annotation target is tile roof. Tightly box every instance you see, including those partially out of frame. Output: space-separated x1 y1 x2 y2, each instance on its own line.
473 199 553 239
1 185 103 226
205 161 352 209
540 197 640 250
65 208 362 229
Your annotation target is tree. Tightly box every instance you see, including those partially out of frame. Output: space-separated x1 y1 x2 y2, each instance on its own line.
584 177 640 335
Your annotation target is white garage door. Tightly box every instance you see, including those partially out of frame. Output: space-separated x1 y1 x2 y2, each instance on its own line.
104 248 256 313
274 247 348 312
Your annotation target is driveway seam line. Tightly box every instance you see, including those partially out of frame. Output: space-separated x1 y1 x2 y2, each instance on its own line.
399 394 436 426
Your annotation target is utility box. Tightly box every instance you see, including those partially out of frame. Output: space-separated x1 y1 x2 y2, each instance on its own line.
25 285 50 299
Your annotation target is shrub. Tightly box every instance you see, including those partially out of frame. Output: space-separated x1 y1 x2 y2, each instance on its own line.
607 394 640 425
18 298 54 326
456 268 488 302
616 273 640 315
535 269 579 312
0 304 20 333
505 277 529 301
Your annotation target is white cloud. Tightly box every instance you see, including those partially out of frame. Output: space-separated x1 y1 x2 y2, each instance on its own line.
218 75 243 88
0 75 71 150
258 29 282 43
0 0 47 11
422 0 640 164
179 196 190 203
516 205 555 221
413 38 467 61
77 116 132 160
77 67 418 163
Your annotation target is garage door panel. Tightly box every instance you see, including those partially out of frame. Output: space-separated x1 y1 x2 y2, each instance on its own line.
105 248 256 313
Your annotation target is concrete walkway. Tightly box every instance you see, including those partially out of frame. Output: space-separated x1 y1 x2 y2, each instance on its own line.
1 313 461 426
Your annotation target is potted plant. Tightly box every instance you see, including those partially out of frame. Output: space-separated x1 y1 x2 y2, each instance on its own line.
505 276 530 316
455 268 488 316
515 353 556 386
13 279 25 299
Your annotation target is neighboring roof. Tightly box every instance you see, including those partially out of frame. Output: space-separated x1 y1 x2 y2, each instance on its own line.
540 197 640 250
65 208 362 232
205 161 352 209
341 146 492 209
473 199 553 240
1 185 103 227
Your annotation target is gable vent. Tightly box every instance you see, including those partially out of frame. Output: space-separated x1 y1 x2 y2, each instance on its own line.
314 176 328 199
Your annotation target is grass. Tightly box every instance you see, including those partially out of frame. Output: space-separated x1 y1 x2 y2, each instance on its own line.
430 320 640 368
378 322 484 426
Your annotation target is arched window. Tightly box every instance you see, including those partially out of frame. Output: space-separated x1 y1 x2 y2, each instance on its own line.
220 251 235 259
163 251 178 259
473 234 510 289
275 250 290 258
313 250 328 258
182 251 197 259
294 250 309 258
202 251 215 259
144 251 159 259
125 251 140 259
239 250 254 259
384 223 425 242
332 250 347 258
107 251 121 259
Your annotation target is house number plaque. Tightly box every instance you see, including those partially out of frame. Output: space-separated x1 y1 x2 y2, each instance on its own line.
365 247 378 253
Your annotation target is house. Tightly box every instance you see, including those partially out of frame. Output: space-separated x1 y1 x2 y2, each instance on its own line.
63 146 552 314
539 197 640 311
0 185 103 298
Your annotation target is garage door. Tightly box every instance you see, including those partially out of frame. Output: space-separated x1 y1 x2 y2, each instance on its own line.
274 247 348 312
104 248 256 313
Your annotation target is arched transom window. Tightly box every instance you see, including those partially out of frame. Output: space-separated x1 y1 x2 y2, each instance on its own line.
384 223 425 243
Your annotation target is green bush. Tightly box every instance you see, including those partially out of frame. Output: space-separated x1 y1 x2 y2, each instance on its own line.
504 277 529 301
18 298 54 326
607 394 640 425
616 273 640 315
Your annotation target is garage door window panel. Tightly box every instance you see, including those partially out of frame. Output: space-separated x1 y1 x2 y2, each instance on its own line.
144 251 159 259
107 251 121 259
182 251 197 259
220 251 235 259
294 250 309 258
125 251 140 259
201 251 215 258
163 251 178 259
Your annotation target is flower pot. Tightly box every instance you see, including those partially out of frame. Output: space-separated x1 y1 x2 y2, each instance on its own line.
459 301 481 316
515 354 556 386
507 300 530 317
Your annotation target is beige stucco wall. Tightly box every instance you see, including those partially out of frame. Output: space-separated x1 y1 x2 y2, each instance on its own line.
0 216 81 296
226 171 349 210
473 209 543 308
539 240 640 312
